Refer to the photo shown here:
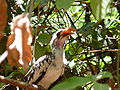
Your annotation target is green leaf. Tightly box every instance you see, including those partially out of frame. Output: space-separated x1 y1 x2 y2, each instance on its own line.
79 22 95 36
7 72 21 78
90 0 111 21
37 33 51 44
0 82 5 87
51 76 93 90
79 54 86 60
99 61 105 69
56 0 74 10
65 43 83 55
4 64 11 76
40 0 48 4
91 32 103 49
103 56 112 62
35 42 51 59
35 42 46 59
92 82 111 90
95 71 113 81
0 36 7 54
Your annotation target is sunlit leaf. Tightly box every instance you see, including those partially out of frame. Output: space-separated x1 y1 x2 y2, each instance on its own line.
79 54 86 60
103 56 112 62
68 60 76 69
90 0 111 21
92 82 111 90
65 43 83 55
99 61 105 69
51 76 93 90
95 71 113 81
0 0 7 39
7 14 33 70
56 0 74 10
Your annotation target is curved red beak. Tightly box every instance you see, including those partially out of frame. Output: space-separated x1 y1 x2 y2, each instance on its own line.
60 27 77 37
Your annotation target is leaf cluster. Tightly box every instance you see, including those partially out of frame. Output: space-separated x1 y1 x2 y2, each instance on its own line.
0 0 120 89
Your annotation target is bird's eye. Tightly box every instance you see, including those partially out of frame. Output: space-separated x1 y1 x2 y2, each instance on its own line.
57 31 62 38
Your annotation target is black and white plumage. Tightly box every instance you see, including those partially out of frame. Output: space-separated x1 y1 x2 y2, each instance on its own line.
24 27 76 89
24 54 54 84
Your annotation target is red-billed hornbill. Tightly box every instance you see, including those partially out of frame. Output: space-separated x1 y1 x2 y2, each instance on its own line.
24 27 76 89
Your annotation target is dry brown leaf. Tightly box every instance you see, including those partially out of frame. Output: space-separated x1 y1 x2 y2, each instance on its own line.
7 14 32 70
0 0 7 40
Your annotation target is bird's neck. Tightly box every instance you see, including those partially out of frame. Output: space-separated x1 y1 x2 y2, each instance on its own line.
51 47 65 66
52 48 65 66
52 47 64 61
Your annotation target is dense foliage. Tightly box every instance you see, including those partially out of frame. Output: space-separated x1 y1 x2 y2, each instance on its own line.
0 0 120 89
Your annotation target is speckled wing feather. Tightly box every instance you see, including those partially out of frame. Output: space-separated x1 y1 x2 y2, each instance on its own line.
24 54 55 85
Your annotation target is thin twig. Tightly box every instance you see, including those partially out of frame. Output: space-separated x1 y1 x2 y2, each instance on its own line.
79 49 120 55
70 49 120 61
58 11 67 27
65 11 76 28
74 9 85 23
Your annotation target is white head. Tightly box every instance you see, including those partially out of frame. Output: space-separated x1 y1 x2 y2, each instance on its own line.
50 27 76 50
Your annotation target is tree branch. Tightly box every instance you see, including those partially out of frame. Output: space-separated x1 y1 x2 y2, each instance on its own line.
0 75 39 90
70 49 120 61
79 49 120 55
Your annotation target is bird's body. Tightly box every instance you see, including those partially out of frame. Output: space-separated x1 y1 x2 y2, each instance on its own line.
24 27 76 89
24 54 54 85
24 51 64 89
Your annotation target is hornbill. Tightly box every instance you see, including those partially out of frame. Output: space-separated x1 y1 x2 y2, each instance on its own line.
1 27 76 90
24 27 76 89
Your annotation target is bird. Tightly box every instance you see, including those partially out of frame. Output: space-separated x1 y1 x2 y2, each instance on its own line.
23 27 76 89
